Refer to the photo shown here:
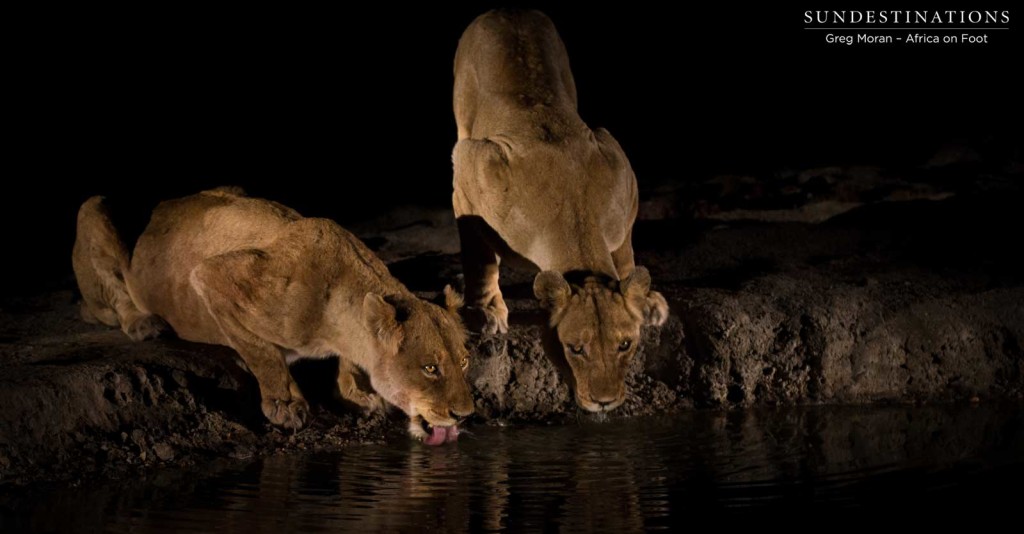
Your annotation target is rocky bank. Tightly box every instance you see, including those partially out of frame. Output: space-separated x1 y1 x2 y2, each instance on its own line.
1 155 1021 485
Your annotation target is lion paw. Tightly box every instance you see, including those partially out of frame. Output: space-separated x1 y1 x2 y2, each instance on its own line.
339 388 386 414
471 298 508 335
361 393 386 414
123 314 167 341
261 397 310 430
463 305 504 335
462 292 509 335
482 305 509 335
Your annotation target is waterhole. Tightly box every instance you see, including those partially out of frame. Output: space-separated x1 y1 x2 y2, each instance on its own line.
3 404 1022 531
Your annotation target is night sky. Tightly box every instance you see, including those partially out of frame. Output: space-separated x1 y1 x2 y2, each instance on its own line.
5 3 1020 296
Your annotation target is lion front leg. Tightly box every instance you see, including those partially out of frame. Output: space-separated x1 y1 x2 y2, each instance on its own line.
191 252 310 430
336 357 384 413
220 323 309 429
247 344 309 430
457 217 509 334
610 227 636 280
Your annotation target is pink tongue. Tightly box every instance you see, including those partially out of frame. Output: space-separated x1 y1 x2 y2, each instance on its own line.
423 425 459 446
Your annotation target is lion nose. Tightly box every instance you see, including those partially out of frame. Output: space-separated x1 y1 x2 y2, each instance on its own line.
590 395 617 410
449 407 473 422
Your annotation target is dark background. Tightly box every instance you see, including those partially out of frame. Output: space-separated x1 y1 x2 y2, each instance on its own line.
5 3 1020 297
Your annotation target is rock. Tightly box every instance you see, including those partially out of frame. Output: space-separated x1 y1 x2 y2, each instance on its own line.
347 206 461 263
130 429 147 450
704 200 863 223
926 143 981 168
152 443 174 461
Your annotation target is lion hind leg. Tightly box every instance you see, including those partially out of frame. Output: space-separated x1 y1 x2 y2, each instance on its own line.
72 196 164 340
80 295 117 326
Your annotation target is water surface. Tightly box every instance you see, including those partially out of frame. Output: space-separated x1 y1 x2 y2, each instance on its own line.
4 405 1023 531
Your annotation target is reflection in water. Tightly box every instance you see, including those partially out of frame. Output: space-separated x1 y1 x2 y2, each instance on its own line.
3 405 1023 532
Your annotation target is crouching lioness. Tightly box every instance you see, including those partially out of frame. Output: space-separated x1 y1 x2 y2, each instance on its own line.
452 10 669 413
73 188 473 445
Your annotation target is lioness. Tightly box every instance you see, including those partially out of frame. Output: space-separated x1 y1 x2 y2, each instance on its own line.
73 189 474 444
452 10 668 412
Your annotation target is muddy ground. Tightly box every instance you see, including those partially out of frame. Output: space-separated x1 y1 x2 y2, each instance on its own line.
1 152 1022 486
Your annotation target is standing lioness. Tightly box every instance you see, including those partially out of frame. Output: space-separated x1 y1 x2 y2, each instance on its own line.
73 189 473 445
452 10 668 412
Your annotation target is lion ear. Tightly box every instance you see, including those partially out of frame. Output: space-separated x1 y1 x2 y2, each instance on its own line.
643 291 669 327
443 284 464 315
620 266 668 327
363 293 404 350
534 271 571 318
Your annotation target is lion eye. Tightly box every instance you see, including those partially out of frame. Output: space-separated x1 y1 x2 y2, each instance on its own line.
618 339 632 352
568 344 585 356
422 364 438 375
460 357 469 370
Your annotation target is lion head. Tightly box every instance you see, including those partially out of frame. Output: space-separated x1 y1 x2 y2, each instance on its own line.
362 286 475 445
533 267 668 412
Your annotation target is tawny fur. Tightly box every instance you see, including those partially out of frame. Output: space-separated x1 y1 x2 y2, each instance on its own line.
73 190 474 436
452 10 669 412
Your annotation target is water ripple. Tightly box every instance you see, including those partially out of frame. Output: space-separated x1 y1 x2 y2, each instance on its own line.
4 404 1023 532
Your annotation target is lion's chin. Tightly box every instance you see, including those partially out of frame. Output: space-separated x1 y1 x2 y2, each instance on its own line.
408 415 460 446
576 396 625 414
